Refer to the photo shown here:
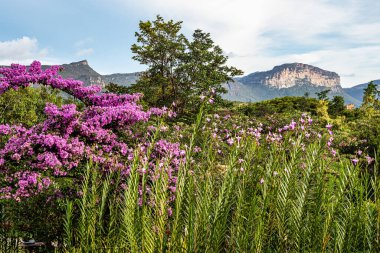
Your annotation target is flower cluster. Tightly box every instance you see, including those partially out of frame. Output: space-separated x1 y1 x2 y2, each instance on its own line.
0 61 181 200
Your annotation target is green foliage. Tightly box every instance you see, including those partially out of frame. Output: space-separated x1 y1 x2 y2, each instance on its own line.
105 82 130 94
61 113 380 252
0 86 62 127
2 82 380 252
316 99 330 122
328 95 345 117
362 81 379 110
3 193 66 246
130 15 243 114
316 89 331 101
239 96 318 117
341 112 380 155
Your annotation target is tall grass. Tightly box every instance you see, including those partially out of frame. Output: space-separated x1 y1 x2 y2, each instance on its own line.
61 110 380 252
0 203 20 252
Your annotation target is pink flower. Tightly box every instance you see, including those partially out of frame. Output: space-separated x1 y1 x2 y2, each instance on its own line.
366 156 374 165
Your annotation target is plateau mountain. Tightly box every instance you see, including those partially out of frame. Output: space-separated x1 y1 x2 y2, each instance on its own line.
3 60 374 106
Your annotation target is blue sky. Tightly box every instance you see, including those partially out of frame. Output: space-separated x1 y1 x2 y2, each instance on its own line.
0 0 379 87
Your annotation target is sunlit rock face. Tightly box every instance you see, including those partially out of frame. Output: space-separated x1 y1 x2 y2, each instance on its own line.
241 63 341 91
223 63 361 105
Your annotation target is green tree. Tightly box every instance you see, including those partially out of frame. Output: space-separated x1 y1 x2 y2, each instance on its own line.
328 95 345 116
315 89 330 101
178 29 243 111
130 15 186 107
130 15 243 114
105 82 130 94
362 81 378 108
316 99 330 122
0 86 62 127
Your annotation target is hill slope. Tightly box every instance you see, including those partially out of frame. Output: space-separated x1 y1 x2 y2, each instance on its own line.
223 63 361 106
2 60 367 106
343 80 380 103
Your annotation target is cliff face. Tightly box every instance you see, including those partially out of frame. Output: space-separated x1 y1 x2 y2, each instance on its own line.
241 63 341 91
55 60 106 88
40 60 140 88
223 63 362 105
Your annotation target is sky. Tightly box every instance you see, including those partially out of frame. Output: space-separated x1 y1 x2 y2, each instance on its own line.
0 0 379 87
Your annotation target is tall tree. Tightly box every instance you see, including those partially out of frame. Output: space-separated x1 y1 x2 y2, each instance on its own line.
130 15 186 107
179 29 243 110
130 15 243 113
328 95 345 116
362 81 378 108
315 89 330 101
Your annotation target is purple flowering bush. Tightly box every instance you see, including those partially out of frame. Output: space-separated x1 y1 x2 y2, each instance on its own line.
0 61 185 202
0 61 188 246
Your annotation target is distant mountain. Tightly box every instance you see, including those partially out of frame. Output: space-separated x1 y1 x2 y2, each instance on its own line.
343 80 380 103
41 60 108 88
240 63 341 90
223 63 361 106
103 72 141 87
3 60 369 106
39 60 139 88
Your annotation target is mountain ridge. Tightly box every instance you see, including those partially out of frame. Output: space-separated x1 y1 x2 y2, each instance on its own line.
2 60 373 106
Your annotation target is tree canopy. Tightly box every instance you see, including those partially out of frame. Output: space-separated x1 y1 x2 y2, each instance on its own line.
129 15 243 114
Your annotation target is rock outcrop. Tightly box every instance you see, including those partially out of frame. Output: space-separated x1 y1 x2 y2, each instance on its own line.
240 63 341 91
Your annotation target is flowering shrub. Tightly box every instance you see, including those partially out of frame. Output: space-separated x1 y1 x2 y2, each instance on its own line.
0 61 183 200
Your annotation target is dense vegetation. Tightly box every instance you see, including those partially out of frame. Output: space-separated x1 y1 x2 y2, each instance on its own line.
0 17 380 253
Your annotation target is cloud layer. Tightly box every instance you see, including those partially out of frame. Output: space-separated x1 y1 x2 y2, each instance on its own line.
116 0 380 86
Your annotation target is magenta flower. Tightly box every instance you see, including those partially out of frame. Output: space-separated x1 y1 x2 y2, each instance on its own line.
366 156 374 165
0 61 184 201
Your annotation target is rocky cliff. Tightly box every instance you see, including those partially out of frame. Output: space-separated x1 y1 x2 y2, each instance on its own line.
240 63 341 90
48 60 107 88
223 63 361 105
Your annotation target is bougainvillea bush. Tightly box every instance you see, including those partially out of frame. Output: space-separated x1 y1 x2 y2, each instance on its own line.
0 61 184 201
0 61 186 246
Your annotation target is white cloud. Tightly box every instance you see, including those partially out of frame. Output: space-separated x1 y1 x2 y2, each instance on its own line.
114 0 380 87
0 37 51 65
76 48 94 57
